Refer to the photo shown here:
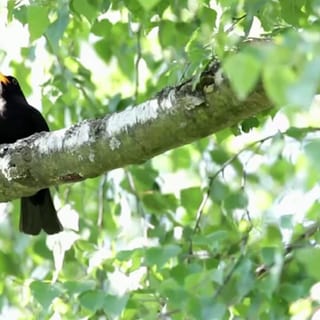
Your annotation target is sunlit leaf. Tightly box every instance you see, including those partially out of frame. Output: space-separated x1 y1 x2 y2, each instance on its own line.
223 51 261 100
71 0 97 23
137 0 160 11
27 6 50 41
180 187 203 213
296 248 320 280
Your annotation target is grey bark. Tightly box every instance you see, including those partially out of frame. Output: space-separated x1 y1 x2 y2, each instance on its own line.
0 63 271 201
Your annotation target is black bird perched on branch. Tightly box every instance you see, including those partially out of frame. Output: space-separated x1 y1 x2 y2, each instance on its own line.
0 73 63 235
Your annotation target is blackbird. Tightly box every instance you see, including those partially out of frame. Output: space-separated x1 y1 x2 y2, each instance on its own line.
0 73 63 235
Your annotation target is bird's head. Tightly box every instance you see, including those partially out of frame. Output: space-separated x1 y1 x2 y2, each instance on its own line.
0 73 26 101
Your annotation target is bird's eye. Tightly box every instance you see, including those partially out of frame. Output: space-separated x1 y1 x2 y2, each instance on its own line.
11 78 18 85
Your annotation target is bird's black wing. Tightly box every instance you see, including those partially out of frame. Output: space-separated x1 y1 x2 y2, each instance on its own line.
27 104 50 133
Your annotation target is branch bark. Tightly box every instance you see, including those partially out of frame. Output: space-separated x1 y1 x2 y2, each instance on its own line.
0 62 271 201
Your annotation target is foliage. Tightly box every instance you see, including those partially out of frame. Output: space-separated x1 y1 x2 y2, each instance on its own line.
1 0 320 319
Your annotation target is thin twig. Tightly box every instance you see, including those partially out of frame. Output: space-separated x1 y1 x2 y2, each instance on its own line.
192 133 277 236
189 132 283 258
225 14 247 33
255 221 320 278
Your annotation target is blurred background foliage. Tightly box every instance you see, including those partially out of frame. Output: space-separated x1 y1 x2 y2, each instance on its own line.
1 0 320 319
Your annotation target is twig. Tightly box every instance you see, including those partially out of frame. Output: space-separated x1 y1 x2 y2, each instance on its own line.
189 132 285 259
225 14 247 33
192 133 276 236
255 221 320 278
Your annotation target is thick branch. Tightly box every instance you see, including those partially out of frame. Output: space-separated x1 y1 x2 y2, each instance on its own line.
0 64 271 201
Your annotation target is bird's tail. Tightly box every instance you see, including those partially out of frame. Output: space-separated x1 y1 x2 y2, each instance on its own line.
20 189 63 235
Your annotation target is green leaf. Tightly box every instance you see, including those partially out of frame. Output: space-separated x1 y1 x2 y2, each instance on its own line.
241 117 260 133
223 51 261 100
279 0 306 26
103 294 129 317
159 21 176 47
94 38 113 63
269 158 294 183
180 187 203 213
279 283 305 302
263 65 296 106
142 193 178 213
123 0 145 19
170 147 193 170
45 8 69 53
12 4 28 24
185 270 212 292
63 280 96 295
261 247 279 265
159 21 192 48
192 230 230 247
236 258 254 295
210 149 230 164
116 248 143 261
262 225 283 246
129 167 159 192
30 281 62 309
144 245 181 268
137 0 160 11
200 6 217 25
285 127 308 140
79 290 105 311
210 180 230 202
159 278 185 305
296 248 320 280
201 301 227 320
306 202 320 220
0 251 18 275
71 0 97 23
91 19 112 36
224 192 248 211
169 264 190 284
27 6 50 41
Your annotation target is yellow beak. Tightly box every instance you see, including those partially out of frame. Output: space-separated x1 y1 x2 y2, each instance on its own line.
0 73 9 85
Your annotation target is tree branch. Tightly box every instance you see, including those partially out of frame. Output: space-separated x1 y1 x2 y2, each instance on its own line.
0 63 271 201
